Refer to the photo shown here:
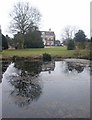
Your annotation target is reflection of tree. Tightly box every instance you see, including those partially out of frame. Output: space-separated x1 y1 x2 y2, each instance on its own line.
2 60 55 107
9 60 42 108
9 60 55 107
0 62 2 83
14 60 42 76
2 61 11 73
66 62 85 73
1 60 11 83
10 77 42 107
42 61 55 73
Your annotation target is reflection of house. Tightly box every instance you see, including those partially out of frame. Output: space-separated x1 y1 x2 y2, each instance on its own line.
41 29 55 46
42 61 55 72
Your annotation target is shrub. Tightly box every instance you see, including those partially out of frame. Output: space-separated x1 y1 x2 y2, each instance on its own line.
67 39 75 50
76 42 86 49
43 53 52 61
85 42 91 50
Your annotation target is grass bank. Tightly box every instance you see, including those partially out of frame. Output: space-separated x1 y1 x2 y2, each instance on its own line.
1 46 90 60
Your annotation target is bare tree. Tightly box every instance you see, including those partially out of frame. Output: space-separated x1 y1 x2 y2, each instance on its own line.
61 25 79 42
9 2 41 48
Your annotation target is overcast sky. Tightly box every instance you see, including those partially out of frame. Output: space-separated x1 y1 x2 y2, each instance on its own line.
0 0 91 40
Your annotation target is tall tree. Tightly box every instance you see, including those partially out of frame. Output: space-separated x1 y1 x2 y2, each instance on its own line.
10 2 41 48
74 30 86 43
61 25 78 44
2 34 8 50
13 32 24 49
74 30 87 49
24 29 44 48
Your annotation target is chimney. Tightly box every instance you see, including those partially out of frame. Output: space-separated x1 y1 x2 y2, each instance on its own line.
49 28 51 32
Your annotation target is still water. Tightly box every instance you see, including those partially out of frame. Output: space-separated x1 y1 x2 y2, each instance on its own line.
1 59 90 118
0 61 2 119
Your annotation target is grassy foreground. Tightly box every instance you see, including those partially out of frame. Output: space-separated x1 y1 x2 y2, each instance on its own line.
1 46 90 59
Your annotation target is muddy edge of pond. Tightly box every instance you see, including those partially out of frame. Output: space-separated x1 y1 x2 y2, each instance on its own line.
1 55 91 61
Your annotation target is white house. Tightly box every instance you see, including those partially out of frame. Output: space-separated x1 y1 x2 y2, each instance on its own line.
41 29 55 46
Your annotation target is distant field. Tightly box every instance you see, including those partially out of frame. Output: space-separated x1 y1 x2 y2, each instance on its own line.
1 46 90 59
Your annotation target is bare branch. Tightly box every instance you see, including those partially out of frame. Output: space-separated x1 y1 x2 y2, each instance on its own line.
9 2 41 34
61 25 79 41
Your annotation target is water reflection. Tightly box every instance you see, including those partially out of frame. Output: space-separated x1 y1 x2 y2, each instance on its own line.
66 61 85 73
3 61 43 108
2 60 55 108
0 61 2 119
14 60 42 76
2 61 11 74
10 78 42 108
42 61 55 74
2 59 90 118
0 61 2 83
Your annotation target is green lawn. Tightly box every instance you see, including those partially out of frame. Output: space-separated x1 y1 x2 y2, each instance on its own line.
1 46 90 59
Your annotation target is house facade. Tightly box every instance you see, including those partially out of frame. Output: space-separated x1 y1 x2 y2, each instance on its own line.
41 29 55 46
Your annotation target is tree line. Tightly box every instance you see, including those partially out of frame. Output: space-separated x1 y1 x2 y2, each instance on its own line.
9 1 44 49
1 2 91 50
61 26 90 50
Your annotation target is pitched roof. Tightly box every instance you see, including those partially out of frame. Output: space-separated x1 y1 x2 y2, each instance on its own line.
41 31 55 36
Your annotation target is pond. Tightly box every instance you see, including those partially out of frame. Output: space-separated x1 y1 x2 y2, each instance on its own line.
1 59 90 118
